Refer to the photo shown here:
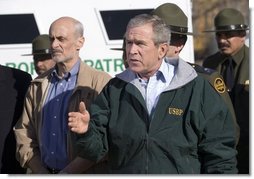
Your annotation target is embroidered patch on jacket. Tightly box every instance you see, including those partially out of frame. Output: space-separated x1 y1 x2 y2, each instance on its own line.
168 107 184 116
213 77 226 93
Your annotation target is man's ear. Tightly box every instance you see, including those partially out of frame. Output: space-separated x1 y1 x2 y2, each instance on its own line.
77 36 85 50
158 43 169 59
175 43 185 54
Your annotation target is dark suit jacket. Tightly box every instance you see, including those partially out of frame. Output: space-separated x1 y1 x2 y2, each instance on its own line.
0 65 32 174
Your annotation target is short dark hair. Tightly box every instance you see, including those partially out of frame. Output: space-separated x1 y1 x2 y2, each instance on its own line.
125 13 171 46
170 33 187 46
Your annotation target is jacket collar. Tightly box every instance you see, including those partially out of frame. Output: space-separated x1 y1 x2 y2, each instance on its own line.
116 57 197 91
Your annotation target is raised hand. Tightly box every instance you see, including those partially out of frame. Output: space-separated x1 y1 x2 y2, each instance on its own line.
68 101 90 134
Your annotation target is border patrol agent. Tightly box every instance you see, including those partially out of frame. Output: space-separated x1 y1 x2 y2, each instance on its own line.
202 8 249 174
23 34 56 75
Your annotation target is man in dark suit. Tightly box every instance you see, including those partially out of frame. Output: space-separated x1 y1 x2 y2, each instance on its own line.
0 65 32 173
202 8 249 174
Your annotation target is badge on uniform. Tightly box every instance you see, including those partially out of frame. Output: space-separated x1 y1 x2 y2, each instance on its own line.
214 77 226 93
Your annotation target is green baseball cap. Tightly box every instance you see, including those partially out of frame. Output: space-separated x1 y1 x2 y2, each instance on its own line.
204 8 249 32
151 3 193 35
22 34 51 56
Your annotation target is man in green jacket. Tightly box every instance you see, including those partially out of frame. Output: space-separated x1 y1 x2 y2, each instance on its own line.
202 8 249 174
69 14 237 174
112 3 239 144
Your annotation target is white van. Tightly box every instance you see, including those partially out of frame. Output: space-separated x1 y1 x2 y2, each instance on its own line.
0 0 194 78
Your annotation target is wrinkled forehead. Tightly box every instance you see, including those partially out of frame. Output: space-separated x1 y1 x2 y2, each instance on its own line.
49 19 75 36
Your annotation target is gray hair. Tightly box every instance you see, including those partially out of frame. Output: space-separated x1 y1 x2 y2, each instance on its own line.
125 14 171 46
73 18 84 37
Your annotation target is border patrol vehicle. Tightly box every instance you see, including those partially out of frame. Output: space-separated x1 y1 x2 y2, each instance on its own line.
0 0 194 78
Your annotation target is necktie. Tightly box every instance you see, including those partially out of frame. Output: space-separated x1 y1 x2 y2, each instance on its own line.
225 58 235 91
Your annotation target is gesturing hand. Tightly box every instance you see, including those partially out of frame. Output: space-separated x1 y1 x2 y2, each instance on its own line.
68 101 90 134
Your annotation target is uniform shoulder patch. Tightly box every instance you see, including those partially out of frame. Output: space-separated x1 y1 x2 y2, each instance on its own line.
213 77 226 93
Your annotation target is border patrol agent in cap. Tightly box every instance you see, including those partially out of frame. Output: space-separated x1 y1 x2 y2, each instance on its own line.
202 8 249 174
23 34 56 75
203 8 249 32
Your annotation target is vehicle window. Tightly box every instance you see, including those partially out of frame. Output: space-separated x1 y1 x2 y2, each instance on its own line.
100 9 153 40
0 14 39 44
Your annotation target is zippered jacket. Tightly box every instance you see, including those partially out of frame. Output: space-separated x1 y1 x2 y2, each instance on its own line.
77 59 238 174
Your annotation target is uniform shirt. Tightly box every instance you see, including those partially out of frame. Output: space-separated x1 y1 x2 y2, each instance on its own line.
131 59 174 117
41 60 80 170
